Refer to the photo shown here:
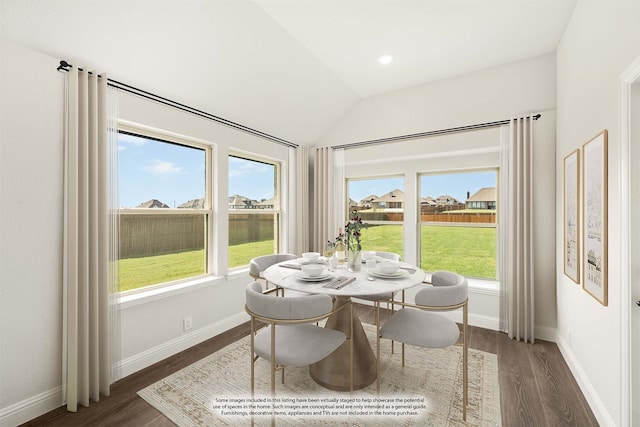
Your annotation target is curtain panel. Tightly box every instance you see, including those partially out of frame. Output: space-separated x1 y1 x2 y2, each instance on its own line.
312 147 345 252
499 115 536 343
290 145 309 254
63 67 116 411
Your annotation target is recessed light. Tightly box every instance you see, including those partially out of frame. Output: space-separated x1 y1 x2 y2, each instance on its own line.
378 55 393 65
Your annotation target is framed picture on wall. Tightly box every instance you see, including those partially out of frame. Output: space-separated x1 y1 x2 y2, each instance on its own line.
582 130 608 306
563 149 580 283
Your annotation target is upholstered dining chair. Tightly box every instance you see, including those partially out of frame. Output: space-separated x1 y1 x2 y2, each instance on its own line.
245 282 353 399
375 270 469 421
249 253 297 293
375 251 401 261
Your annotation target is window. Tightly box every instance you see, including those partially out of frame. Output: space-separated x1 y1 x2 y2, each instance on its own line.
228 155 280 268
117 131 210 293
347 176 404 258
419 170 497 279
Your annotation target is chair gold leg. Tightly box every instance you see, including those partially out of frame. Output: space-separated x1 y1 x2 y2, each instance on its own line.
350 301 354 394
376 301 381 395
463 304 468 422
270 323 276 427
250 317 255 427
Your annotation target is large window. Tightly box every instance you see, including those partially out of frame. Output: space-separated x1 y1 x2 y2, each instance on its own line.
228 155 280 268
117 131 210 293
419 170 497 279
347 176 404 258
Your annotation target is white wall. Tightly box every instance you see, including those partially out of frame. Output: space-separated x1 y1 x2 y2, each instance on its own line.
0 40 292 426
555 2 640 425
0 40 66 427
320 54 558 337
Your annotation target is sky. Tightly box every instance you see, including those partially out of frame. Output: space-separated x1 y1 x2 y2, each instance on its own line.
118 133 274 208
119 133 495 208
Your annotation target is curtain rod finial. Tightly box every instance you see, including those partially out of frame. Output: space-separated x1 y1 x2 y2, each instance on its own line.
57 60 71 72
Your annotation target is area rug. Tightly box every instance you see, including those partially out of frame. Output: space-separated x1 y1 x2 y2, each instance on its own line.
138 324 501 426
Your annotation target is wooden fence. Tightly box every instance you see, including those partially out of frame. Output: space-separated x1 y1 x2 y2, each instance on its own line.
359 211 495 223
119 212 276 259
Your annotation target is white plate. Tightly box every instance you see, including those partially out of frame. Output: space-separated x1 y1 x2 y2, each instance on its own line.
297 258 327 265
370 269 408 279
295 272 333 282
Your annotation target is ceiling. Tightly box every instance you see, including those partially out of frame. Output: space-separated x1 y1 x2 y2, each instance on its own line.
1 0 576 144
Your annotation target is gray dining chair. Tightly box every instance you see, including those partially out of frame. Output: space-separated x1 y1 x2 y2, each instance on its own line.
375 270 469 421
375 251 401 261
245 282 353 400
249 253 297 293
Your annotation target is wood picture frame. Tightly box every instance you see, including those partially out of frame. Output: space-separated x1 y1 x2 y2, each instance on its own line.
582 130 608 305
563 149 580 283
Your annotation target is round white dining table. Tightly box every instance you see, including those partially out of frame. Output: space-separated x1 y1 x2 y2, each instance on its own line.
263 257 426 391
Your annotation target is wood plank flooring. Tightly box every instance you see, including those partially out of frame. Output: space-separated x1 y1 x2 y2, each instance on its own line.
21 305 599 426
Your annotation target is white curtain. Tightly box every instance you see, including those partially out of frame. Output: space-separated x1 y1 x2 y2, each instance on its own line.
63 66 118 411
290 145 309 254
499 115 536 343
312 147 345 251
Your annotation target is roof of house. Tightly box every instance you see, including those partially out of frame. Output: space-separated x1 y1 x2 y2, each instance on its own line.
178 198 205 208
467 187 496 202
136 199 169 208
372 189 404 202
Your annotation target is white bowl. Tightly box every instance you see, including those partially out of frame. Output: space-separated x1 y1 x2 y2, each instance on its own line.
301 264 324 277
302 252 321 261
362 251 376 260
378 261 399 274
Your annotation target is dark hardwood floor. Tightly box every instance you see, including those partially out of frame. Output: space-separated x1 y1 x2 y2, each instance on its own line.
21 305 599 426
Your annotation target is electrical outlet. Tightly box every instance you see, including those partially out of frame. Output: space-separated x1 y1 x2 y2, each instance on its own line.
183 316 193 331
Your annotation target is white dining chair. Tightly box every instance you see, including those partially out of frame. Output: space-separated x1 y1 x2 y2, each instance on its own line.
249 253 297 293
375 270 469 421
245 282 354 399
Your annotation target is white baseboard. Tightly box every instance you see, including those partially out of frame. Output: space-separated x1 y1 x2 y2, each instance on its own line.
534 325 556 342
0 386 62 427
556 335 615 426
115 311 249 380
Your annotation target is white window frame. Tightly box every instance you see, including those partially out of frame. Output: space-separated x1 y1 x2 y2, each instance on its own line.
418 168 499 280
227 152 282 271
116 123 214 296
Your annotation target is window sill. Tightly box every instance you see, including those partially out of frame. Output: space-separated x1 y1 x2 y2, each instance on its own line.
115 275 225 309
423 272 500 296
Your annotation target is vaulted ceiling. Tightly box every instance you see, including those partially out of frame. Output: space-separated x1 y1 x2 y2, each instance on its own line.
1 0 576 144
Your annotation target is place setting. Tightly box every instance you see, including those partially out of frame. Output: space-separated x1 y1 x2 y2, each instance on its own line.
279 251 328 270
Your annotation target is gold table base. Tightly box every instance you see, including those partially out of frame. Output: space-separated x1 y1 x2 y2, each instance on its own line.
309 296 376 391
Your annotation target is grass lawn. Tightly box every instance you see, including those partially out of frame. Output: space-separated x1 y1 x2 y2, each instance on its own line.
118 224 496 292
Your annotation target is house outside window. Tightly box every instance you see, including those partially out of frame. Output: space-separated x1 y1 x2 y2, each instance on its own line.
228 155 280 268
419 170 497 279
347 177 404 259
117 130 211 293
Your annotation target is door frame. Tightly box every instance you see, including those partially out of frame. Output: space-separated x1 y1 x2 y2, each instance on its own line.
619 54 640 427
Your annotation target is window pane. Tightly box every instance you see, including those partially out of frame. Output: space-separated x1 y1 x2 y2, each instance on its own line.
228 156 278 267
118 132 205 209
419 171 497 279
228 213 279 268
347 177 404 258
420 225 496 278
118 213 207 292
117 132 208 293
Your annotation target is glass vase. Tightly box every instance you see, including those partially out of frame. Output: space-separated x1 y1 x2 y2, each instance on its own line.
347 249 362 272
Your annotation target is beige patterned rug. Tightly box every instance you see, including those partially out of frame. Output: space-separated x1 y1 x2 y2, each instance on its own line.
138 323 501 426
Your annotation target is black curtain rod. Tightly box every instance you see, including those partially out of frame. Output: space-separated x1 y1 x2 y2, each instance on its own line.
333 114 541 149
57 60 298 148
